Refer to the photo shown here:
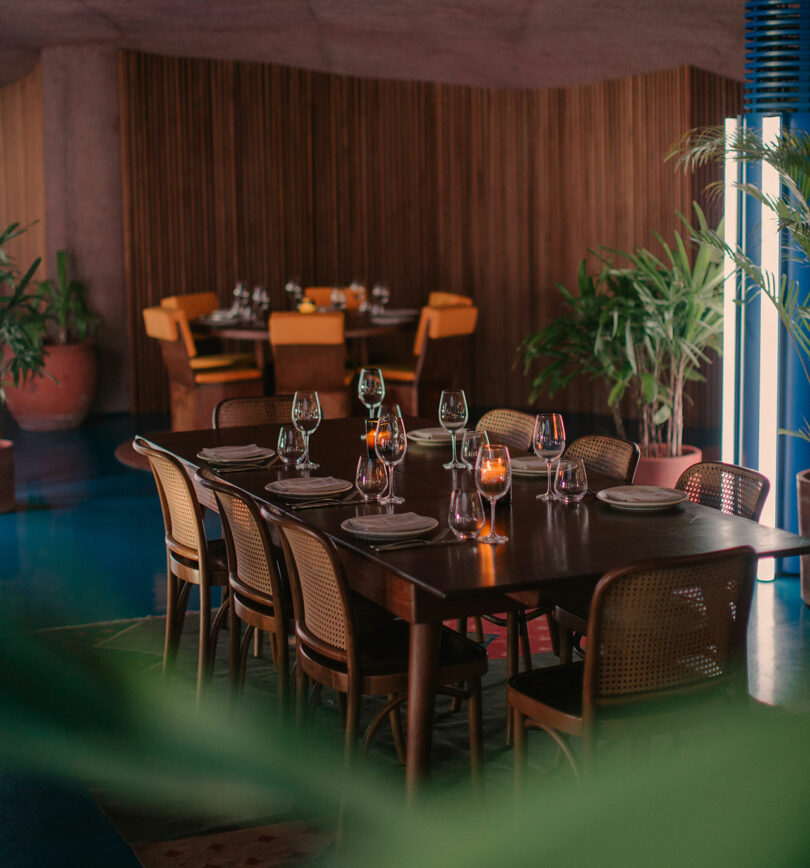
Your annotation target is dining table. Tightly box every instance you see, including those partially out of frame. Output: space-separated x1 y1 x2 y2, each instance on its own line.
139 415 810 798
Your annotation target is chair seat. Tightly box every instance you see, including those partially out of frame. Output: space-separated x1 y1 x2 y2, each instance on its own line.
508 662 585 734
190 352 258 371
194 366 263 384
377 359 417 383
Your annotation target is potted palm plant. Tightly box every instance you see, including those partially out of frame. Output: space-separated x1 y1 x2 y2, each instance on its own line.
674 127 810 603
5 249 99 432
0 222 46 511
520 203 724 485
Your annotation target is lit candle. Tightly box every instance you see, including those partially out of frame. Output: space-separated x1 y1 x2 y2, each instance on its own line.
297 298 315 313
481 458 507 487
365 422 378 450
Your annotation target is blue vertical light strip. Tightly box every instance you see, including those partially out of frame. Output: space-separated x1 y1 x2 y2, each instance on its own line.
722 117 741 466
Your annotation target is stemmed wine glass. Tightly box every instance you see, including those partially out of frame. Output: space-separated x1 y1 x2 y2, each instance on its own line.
375 409 407 505
474 444 512 544
355 456 388 501
439 389 469 470
532 413 566 501
292 390 322 470
358 367 386 419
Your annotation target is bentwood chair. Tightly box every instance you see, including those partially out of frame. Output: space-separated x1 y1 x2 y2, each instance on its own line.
509 547 757 784
475 409 536 453
563 434 640 484
554 458 770 664
377 305 478 417
268 312 354 418
196 472 291 711
213 394 295 428
266 510 488 777
143 305 262 430
675 461 770 521
133 438 229 700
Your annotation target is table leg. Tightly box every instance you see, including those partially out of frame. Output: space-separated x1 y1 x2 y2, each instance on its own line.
406 620 441 801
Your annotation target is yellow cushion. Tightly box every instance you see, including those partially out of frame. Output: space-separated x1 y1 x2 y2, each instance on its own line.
269 311 345 346
161 292 219 319
190 353 257 370
427 292 473 308
194 367 263 384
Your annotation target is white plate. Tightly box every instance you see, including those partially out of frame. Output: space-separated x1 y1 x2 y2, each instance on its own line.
408 427 452 446
511 456 550 477
197 446 275 464
265 478 353 500
597 486 688 511
341 513 439 540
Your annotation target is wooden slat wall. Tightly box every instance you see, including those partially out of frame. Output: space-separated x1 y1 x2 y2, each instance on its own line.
0 62 46 282
120 52 741 422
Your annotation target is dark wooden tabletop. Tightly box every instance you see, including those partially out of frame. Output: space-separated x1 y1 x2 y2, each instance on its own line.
141 416 810 609
194 310 417 341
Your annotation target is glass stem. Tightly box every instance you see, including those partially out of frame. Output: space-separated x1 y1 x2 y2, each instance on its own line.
490 497 497 536
450 433 457 465
389 465 396 500
545 459 553 498
304 432 310 464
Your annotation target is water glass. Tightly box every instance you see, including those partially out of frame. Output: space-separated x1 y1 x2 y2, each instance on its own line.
448 488 486 539
358 367 386 418
554 458 588 504
533 413 566 500
277 425 305 466
375 410 407 505
439 389 469 470
474 444 512 544
292 390 322 470
355 456 388 501
461 428 489 469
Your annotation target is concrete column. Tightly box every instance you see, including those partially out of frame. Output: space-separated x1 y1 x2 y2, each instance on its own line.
41 46 127 413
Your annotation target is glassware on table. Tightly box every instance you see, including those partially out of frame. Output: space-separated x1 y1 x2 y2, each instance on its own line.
355 456 388 502
375 410 407 505
474 444 512 545
252 285 270 321
292 390 322 470
448 488 486 540
532 412 566 501
330 287 347 310
461 428 489 469
284 280 303 310
277 424 306 466
371 283 390 314
439 389 469 470
554 458 588 504
358 367 386 419
231 280 250 317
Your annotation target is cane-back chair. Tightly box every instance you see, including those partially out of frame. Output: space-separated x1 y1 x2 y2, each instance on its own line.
213 394 296 429
475 409 536 453
132 438 229 699
675 461 770 521
563 435 640 484
266 510 488 777
509 547 757 784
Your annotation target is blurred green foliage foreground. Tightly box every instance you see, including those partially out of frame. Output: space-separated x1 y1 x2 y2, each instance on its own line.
2 611 810 868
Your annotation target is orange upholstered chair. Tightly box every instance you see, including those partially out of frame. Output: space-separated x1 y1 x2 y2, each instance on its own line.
427 292 474 308
143 306 263 431
377 305 478 416
268 311 353 418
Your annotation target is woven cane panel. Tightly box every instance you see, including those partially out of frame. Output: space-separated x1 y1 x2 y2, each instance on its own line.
282 527 347 652
214 395 295 428
593 561 742 698
149 453 201 551
476 409 535 453
676 462 767 520
218 491 275 598
565 436 636 483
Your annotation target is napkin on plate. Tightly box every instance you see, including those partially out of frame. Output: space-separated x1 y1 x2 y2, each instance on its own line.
345 512 433 533
199 444 267 460
273 476 346 493
410 428 451 441
605 486 680 503
511 456 548 472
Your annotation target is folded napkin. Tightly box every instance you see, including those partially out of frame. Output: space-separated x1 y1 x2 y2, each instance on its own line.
512 456 548 472
410 428 451 441
273 476 346 493
200 444 267 460
606 486 680 503
345 512 433 533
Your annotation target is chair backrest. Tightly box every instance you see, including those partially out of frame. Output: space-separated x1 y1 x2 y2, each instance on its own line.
197 472 286 606
583 547 756 725
143 305 198 359
213 395 295 428
266 512 356 666
427 292 474 308
412 304 478 358
475 409 536 453
132 437 205 558
161 292 219 320
564 435 640 483
269 311 344 346
675 461 770 521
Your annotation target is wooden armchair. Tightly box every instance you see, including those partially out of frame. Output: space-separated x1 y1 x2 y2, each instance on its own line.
143 305 263 430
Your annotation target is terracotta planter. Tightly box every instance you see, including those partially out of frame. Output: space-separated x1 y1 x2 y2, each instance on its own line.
5 341 97 432
798 470 810 607
0 439 13 513
633 444 702 488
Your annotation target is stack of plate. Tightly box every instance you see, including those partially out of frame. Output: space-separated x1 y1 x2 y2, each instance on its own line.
407 427 452 447
197 444 275 468
341 512 438 540
265 477 353 500
596 486 687 511
511 455 549 478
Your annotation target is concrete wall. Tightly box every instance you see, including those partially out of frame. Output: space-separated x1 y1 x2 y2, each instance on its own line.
41 46 127 413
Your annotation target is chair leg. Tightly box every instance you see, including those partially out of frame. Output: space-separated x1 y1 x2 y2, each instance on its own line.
455 617 467 636
546 611 561 657
197 585 212 700
505 611 519 745
163 561 180 674
294 660 307 727
468 678 483 789
275 626 290 717
254 629 264 659
519 616 532 671
228 596 241 700
239 625 255 692
344 685 362 762
473 616 485 643
336 690 348 724
388 695 406 766
559 626 574 665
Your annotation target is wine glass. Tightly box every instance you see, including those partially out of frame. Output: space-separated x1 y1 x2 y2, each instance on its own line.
474 444 512 545
461 428 489 469
448 488 486 539
355 456 388 501
292 390 322 470
358 367 386 419
554 458 588 504
277 424 305 466
375 410 407 505
532 413 566 501
439 389 469 470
